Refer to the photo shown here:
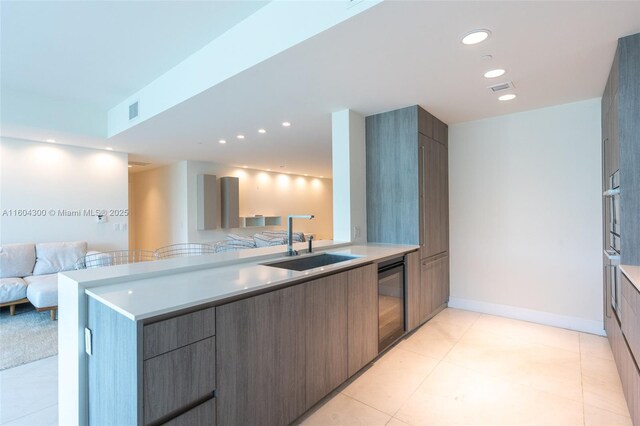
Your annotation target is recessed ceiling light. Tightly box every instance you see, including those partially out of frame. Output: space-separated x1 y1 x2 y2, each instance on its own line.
45 138 56 143
219 139 227 144
243 165 248 168
258 129 266 134
128 165 133 168
304 174 308 176
282 122 291 127
461 29 491 45
484 69 506 78
267 169 271 171
498 94 517 101
237 134 245 140
320 176 324 178
105 147 113 151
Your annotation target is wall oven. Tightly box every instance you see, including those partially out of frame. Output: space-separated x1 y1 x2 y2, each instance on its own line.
378 257 405 352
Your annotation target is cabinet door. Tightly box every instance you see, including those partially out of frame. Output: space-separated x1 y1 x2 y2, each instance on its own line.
421 136 449 259
305 273 348 409
143 337 216 425
216 285 306 426
406 251 422 332
347 264 379 376
420 255 449 321
431 255 449 311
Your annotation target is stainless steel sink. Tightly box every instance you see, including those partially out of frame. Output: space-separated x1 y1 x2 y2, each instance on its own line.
263 253 359 271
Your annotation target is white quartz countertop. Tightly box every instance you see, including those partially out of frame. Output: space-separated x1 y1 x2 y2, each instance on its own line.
620 264 640 293
83 243 418 321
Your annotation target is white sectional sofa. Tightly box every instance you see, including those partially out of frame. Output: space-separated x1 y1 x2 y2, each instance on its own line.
0 241 90 320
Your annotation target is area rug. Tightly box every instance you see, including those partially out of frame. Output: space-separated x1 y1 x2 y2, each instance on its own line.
0 303 58 370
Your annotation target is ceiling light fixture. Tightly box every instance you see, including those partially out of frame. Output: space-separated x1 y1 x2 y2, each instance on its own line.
484 69 506 78
320 176 324 178
45 138 56 143
219 139 227 144
243 165 248 168
105 147 113 151
267 169 272 171
282 122 291 127
128 165 133 168
237 134 245 140
461 29 491 45
498 94 517 101
258 129 266 134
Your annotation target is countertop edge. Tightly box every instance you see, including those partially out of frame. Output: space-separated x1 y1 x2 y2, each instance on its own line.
86 244 419 321
620 264 640 293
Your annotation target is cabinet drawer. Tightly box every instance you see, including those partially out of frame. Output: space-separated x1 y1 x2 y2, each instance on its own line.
163 398 216 426
144 307 215 359
621 273 640 363
144 337 216 425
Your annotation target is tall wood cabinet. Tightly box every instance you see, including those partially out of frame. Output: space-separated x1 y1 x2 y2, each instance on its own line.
366 105 450 331
601 32 640 425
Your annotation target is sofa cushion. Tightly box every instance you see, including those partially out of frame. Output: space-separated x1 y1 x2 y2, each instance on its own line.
33 241 87 275
253 233 286 248
0 243 36 278
25 274 58 308
0 277 28 304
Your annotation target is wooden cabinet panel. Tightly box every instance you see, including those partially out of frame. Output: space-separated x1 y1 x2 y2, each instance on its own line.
422 137 448 259
216 285 306 426
418 107 433 138
420 255 448 321
609 310 640 425
143 337 216 425
621 273 640 363
305 273 348 408
406 251 421 332
163 398 216 426
87 298 140 426
347 264 379 376
143 307 215 360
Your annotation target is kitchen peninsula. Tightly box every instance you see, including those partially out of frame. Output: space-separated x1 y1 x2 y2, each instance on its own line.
58 241 424 426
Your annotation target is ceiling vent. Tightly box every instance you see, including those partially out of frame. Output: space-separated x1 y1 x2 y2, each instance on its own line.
488 81 515 93
128 161 150 167
128 101 139 120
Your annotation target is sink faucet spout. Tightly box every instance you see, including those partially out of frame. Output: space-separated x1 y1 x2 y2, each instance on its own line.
287 215 314 256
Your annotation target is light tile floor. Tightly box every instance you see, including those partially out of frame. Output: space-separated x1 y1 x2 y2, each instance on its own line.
0 356 58 425
300 308 633 426
0 309 632 426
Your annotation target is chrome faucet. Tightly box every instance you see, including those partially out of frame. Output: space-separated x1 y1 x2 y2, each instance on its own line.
287 215 314 256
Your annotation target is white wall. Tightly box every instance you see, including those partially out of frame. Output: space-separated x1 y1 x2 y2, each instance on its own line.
130 160 333 250
0 138 129 251
332 109 367 243
128 162 188 251
448 98 603 333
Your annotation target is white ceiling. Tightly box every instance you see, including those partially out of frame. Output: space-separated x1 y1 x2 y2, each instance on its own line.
0 0 268 110
3 1 640 177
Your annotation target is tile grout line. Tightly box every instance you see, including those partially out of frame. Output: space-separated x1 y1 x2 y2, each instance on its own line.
579 333 586 426
0 403 57 426
389 311 482 420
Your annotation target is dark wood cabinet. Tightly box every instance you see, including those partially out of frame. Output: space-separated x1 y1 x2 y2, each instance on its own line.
602 32 640 426
366 105 450 328
419 254 448 321
406 251 421 332
347 264 378 376
143 337 216 424
305 273 348 409
216 285 306 426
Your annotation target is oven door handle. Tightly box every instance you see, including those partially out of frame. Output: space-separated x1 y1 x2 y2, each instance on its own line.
603 188 621 197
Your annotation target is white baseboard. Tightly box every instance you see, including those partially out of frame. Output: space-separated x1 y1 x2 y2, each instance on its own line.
448 297 606 336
